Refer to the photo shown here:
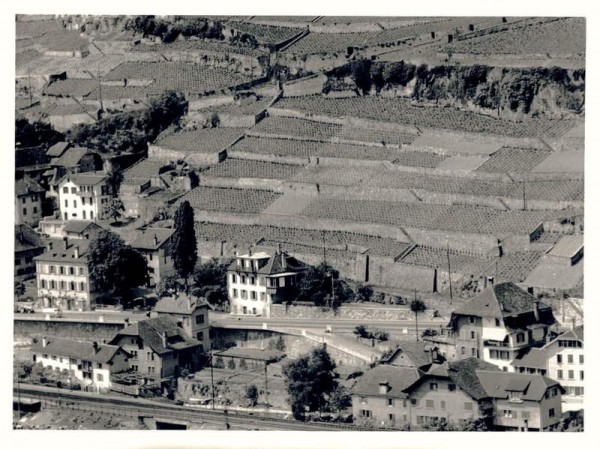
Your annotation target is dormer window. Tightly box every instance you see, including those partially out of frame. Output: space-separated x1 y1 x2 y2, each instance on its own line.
469 316 475 324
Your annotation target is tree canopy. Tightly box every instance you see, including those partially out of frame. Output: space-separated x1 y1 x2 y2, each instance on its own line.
282 346 339 420
103 198 125 224
191 258 232 311
87 230 148 301
295 263 354 308
15 118 64 149
172 200 198 286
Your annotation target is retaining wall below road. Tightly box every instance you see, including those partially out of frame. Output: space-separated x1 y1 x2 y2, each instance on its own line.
14 318 125 341
270 304 438 321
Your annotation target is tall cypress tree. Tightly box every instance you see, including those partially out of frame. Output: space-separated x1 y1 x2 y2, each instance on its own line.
172 200 198 288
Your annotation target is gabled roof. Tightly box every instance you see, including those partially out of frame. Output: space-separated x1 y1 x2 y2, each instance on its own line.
33 238 91 262
130 227 175 251
382 341 436 369
447 358 501 401
452 282 551 320
15 224 44 253
227 250 309 275
52 146 89 168
476 370 562 402
31 337 124 364
154 294 209 315
15 177 45 196
351 365 422 399
46 141 71 157
63 220 103 235
510 347 548 370
547 235 583 258
65 172 107 186
556 325 583 342
111 315 201 355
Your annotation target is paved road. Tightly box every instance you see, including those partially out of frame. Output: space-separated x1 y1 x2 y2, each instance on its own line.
14 309 446 335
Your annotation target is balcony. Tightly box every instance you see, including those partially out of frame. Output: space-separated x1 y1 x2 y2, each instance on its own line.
483 339 510 348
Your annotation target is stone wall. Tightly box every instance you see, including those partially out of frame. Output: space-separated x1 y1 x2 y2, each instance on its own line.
270 304 438 321
14 318 125 342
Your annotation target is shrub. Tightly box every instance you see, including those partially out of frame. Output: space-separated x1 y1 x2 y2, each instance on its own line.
213 356 224 369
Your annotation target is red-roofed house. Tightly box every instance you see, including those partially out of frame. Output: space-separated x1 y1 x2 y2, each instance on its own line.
227 246 309 317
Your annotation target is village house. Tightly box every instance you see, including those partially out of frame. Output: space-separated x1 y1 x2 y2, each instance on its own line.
512 325 584 412
30 336 130 391
152 293 211 351
109 315 204 380
130 227 176 287
38 218 105 239
15 176 45 227
34 236 97 311
58 172 114 221
424 282 556 371
15 224 45 282
227 246 309 317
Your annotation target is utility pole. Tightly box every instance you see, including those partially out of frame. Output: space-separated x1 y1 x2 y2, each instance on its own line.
209 352 215 410
264 361 269 414
331 273 335 310
446 244 453 303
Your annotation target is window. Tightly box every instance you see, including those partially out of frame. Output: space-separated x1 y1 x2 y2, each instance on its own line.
471 348 476 357
32 194 38 202
241 275 246 284
232 289 238 298
470 331 475 339
360 396 367 404
388 413 394 422
250 276 256 285
73 200 77 208
260 292 266 301
231 274 237 283
69 267 74 275
241 290 247 299
522 411 530 419
568 370 574 380
503 409 513 418
80 282 85 291
51 356 57 361
79 267 85 275
469 316 475 324
464 402 473 411
551 387 558 397
41 279 47 289
549 408 555 418
252 308 257 314
64 212 68 220
461 347 466 355
89 198 93 206
441 401 446 410
65 199 68 208
425 400 434 409
360 410 371 418
71 187 77 194
495 318 501 326
196 314 205 325
516 333 525 343
59 281 65 290
22 197 27 204
33 207 37 214
580 371 584 380
197 332 204 341
557 370 563 379
90 211 94 220
251 291 257 300
557 354 563 364
63 187 68 193
567 354 574 364
70 282 76 291
387 398 394 407
147 352 154 361
148 366 155 374
429 382 438 391
50 280 56 289
22 208 27 216
82 210 86 219
98 363 103 369
59 266 65 274
410 399 417 406
49 265 55 274
448 383 456 392
130 350 137 359
132 365 138 372
579 355 584 364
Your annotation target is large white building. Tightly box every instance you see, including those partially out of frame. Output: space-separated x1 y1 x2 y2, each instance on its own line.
227 247 308 317
30 336 129 390
58 172 113 221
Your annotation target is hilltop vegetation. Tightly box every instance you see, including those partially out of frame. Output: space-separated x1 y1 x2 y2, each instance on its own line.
324 60 585 119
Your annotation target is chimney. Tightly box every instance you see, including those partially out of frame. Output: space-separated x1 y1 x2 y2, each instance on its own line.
161 331 167 348
248 246 252 257
92 341 99 353
124 318 130 327
378 381 389 395
63 236 69 250
153 234 159 246
281 252 287 269
277 242 282 254
42 337 47 347
85 233 90 240
73 246 80 259
571 316 576 330
47 241 53 251
533 299 540 322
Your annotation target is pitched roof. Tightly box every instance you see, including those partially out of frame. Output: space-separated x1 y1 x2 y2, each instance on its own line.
452 282 551 319
33 238 91 262
31 337 124 363
130 227 175 251
447 358 501 401
383 341 436 369
112 315 201 355
547 235 583 258
46 141 71 157
510 347 548 369
215 347 285 362
556 325 583 342
15 177 45 196
63 220 102 234
66 172 107 186
476 370 561 402
351 365 422 399
15 224 44 252
154 294 209 315
227 250 309 275
52 146 90 168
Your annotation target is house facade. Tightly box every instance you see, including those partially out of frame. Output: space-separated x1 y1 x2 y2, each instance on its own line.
153 293 211 351
109 315 203 380
130 227 175 287
58 173 113 221
227 247 308 317
34 237 97 310
425 282 556 371
15 224 45 281
15 176 45 227
31 337 129 390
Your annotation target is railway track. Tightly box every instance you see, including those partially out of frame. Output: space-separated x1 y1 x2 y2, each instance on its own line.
15 384 376 431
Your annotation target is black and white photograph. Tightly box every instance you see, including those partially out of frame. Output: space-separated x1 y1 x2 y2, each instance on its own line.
7 3 595 447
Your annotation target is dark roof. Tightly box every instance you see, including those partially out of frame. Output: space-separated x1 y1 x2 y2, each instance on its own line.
63 220 102 234
447 358 501 401
15 177 45 196
227 250 309 275
31 337 123 363
130 228 175 251
452 282 552 319
477 370 562 401
52 146 89 168
15 224 44 253
46 141 71 157
66 173 107 186
383 341 436 369
510 347 548 370
111 315 201 355
33 238 91 262
351 365 422 399
154 294 209 315
215 347 285 362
